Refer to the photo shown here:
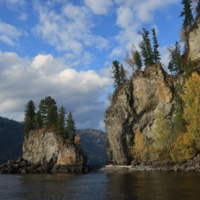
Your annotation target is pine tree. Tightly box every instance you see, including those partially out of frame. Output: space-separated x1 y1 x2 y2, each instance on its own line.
57 106 66 135
167 42 182 74
111 60 121 88
119 64 127 84
24 100 36 135
152 28 161 63
35 111 43 129
180 0 194 30
39 96 56 125
133 50 143 71
139 28 154 66
66 112 76 141
46 105 58 129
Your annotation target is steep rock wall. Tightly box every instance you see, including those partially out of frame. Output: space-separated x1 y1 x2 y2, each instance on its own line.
189 18 200 61
105 65 176 165
22 129 85 171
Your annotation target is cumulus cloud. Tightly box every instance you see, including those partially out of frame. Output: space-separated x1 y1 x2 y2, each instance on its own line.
114 0 180 22
0 52 112 130
84 0 113 15
0 21 22 45
34 3 109 55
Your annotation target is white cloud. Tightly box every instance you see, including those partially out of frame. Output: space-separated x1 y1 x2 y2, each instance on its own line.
116 7 134 29
0 52 112 130
34 3 109 55
114 0 180 22
84 0 113 15
18 13 28 21
0 21 22 45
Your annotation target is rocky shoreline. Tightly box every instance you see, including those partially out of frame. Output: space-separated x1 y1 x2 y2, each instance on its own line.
131 154 200 172
0 157 87 174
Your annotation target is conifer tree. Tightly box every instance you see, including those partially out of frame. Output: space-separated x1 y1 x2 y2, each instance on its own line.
24 100 36 135
133 50 143 71
39 96 56 125
180 0 194 30
57 106 66 135
119 64 127 84
66 112 76 141
35 111 43 129
111 60 121 88
152 28 161 63
167 42 182 74
46 105 58 129
139 28 154 66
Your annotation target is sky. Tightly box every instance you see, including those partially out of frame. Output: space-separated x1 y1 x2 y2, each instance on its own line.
0 0 190 131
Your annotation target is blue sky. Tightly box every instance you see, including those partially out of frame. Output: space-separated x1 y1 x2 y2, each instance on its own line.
0 0 192 131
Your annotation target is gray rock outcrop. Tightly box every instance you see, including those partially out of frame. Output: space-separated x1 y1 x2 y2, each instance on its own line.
0 129 86 173
105 65 176 165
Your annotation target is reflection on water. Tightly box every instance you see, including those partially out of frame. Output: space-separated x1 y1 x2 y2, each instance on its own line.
1 171 200 199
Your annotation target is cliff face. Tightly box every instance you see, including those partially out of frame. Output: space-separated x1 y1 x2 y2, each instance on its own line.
105 65 176 165
22 129 85 172
189 19 200 61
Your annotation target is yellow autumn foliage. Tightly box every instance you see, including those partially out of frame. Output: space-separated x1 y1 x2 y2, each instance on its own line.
153 108 175 161
181 72 200 148
173 132 196 162
74 136 81 146
132 130 148 161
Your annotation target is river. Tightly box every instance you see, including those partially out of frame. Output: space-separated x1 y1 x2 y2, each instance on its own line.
1 171 200 199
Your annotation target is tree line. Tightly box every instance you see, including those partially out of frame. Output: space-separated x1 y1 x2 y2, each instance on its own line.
24 96 76 142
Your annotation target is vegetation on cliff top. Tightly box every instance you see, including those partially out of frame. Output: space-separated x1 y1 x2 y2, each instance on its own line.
24 96 77 143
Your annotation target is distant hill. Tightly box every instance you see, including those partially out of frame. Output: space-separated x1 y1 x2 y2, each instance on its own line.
0 117 106 165
0 117 24 164
76 129 106 165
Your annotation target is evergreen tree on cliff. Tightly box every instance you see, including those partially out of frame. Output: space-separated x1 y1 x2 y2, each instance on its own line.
35 111 43 129
111 60 121 88
39 96 57 125
24 100 36 135
46 105 58 129
57 106 66 135
168 42 182 74
152 28 161 63
133 50 143 71
66 112 76 141
119 64 127 84
180 0 194 30
139 28 154 66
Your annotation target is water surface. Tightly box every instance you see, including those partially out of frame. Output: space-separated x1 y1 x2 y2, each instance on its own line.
0 171 200 199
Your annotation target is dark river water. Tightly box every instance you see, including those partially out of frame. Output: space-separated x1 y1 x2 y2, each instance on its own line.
1 171 200 200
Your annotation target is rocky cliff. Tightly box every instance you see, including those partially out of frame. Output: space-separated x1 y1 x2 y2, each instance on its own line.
0 129 86 173
105 64 176 165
